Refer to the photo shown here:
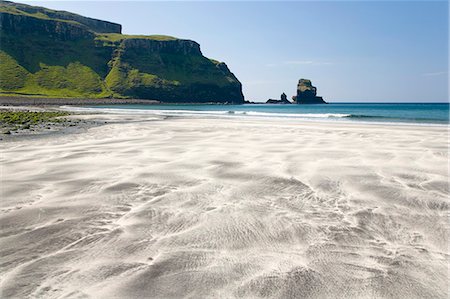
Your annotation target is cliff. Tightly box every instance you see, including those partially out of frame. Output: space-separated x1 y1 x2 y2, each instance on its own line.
295 79 326 104
0 1 244 103
0 0 121 34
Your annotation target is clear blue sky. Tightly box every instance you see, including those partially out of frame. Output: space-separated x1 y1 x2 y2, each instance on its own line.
20 1 449 102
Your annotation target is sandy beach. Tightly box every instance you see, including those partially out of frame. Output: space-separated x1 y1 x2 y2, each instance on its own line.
1 113 448 298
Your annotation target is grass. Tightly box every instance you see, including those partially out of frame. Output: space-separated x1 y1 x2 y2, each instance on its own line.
0 5 51 20
96 33 178 44
0 51 29 90
106 63 180 95
0 2 120 33
1 30 114 75
0 111 70 125
119 50 234 87
33 62 109 95
209 58 221 65
0 4 81 26
0 51 112 98
0 110 72 133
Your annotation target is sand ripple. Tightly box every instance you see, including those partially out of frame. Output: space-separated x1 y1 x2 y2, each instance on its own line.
1 116 448 298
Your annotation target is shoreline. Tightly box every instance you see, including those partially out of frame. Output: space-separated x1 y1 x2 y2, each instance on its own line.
0 96 242 106
0 96 160 106
61 105 449 128
0 106 108 141
1 104 448 142
1 97 447 127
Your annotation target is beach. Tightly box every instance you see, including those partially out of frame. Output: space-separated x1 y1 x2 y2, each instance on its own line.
0 96 160 106
1 112 449 298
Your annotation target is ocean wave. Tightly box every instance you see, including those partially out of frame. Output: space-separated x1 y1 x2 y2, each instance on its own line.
61 106 351 118
346 114 449 124
59 106 448 126
244 111 350 118
344 114 378 118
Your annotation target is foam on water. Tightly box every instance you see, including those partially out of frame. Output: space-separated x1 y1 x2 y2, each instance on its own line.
62 106 351 118
61 104 449 126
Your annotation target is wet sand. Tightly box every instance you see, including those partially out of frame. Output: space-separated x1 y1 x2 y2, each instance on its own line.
1 114 448 298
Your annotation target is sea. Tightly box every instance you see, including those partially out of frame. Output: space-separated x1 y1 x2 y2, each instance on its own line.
77 103 449 125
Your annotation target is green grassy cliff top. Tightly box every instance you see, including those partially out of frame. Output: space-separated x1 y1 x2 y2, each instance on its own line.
95 33 178 43
0 0 121 33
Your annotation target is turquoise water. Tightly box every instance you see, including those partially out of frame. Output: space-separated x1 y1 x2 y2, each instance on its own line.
85 103 449 125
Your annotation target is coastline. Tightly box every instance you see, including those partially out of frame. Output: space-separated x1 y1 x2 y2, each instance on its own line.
0 106 108 141
1 111 448 298
59 105 450 128
0 96 160 106
2 104 447 143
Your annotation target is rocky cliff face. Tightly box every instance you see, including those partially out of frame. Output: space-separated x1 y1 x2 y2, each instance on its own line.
122 38 202 55
0 12 95 40
107 38 243 103
0 1 244 103
295 79 326 104
0 0 121 33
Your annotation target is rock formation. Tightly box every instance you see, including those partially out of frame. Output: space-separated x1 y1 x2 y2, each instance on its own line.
0 1 244 103
295 79 326 104
266 92 292 104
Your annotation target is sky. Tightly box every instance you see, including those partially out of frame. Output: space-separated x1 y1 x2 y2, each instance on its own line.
18 1 449 102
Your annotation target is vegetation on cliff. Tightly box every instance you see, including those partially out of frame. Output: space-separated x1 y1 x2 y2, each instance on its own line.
0 1 244 103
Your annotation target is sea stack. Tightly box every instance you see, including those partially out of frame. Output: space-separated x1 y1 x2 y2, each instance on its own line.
266 92 292 104
295 79 327 104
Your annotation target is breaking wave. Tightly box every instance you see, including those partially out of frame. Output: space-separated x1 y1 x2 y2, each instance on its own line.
60 106 448 126
61 106 351 119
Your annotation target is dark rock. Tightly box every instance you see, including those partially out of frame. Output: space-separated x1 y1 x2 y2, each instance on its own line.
266 99 280 104
294 79 327 104
266 92 292 104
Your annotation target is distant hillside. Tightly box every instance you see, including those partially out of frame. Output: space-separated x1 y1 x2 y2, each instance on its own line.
0 1 244 103
0 0 122 33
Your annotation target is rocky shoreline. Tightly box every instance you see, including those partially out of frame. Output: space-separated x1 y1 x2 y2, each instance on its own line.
0 107 106 140
0 96 160 106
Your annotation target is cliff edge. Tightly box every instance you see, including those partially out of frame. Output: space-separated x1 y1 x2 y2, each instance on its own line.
0 1 244 103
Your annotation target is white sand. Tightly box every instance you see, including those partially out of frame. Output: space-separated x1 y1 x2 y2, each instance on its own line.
1 114 448 298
